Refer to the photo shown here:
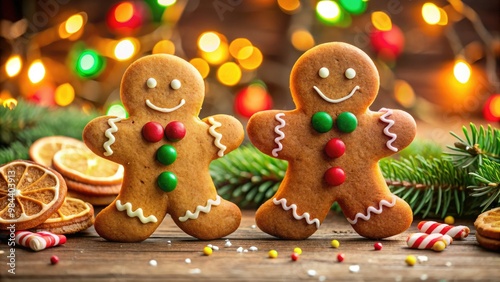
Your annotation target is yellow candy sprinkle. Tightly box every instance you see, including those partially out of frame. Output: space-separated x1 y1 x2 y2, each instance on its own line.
444 215 455 225
293 247 302 255
432 241 446 252
203 246 213 256
405 255 417 266
268 250 278 258
331 239 340 248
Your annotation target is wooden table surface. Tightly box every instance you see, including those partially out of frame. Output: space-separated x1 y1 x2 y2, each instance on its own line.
1 210 498 281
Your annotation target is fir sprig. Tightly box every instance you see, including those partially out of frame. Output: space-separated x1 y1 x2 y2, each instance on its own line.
468 158 500 211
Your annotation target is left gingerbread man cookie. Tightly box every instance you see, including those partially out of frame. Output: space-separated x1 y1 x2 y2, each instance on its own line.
83 54 244 242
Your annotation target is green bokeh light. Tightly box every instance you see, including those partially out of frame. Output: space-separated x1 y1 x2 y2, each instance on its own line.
339 0 367 15
316 0 343 26
75 49 105 78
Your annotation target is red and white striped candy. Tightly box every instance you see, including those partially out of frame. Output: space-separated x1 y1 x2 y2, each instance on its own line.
417 221 470 239
407 232 453 250
15 231 66 251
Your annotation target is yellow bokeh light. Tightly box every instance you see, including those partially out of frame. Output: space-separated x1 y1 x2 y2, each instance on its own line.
490 96 500 117
371 11 392 31
453 60 471 84
278 0 300 13
152 40 175 54
217 62 241 86
393 80 416 108
422 3 440 25
237 47 263 70
202 41 229 65
114 38 138 61
229 38 252 59
190 58 210 79
158 0 176 6
65 14 84 34
2 98 18 110
316 0 341 21
28 60 46 84
115 2 134 23
291 29 315 51
198 32 221 53
5 55 22 77
437 8 448 25
54 83 75 106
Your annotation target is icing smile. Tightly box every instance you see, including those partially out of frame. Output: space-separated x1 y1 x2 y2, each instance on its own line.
146 99 185 113
313 85 360 104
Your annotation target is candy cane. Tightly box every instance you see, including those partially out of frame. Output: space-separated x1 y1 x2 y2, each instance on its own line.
407 232 453 251
417 221 470 239
15 231 66 252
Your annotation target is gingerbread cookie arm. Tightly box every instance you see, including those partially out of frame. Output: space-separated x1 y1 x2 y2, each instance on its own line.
247 110 294 159
83 116 127 162
374 108 416 157
203 114 244 159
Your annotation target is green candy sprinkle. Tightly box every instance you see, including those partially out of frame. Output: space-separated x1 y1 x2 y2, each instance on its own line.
336 112 357 133
157 171 177 192
156 145 177 165
311 111 333 133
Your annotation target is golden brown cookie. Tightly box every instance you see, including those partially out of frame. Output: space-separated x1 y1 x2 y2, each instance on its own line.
83 54 244 242
475 207 500 240
32 197 94 234
247 42 416 239
475 232 500 252
0 160 67 230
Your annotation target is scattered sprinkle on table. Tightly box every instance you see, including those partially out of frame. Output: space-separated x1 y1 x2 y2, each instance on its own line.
249 246 258 251
291 252 300 261
444 215 455 225
50 255 59 265
149 260 157 267
417 255 428 263
420 274 429 280
374 242 383 250
167 240 171 244
189 268 201 274
331 239 340 248
185 258 191 264
293 247 302 255
251 225 256 229
445 261 453 267
225 240 232 247
348 265 360 273
337 253 345 262
307 269 317 277
236 247 244 253
268 250 278 258
203 246 213 256
405 255 417 266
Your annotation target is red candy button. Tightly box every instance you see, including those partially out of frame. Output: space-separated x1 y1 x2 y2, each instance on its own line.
325 138 345 158
324 167 345 186
142 122 164 142
165 121 186 142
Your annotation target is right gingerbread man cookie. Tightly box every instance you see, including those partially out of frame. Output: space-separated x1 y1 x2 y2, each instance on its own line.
247 42 417 239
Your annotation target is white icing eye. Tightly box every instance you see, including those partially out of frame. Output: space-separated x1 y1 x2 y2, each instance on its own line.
345 68 356 79
170 79 181 90
318 67 329 79
146 78 157 88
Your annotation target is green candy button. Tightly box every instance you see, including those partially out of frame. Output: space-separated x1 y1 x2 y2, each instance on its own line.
157 171 177 192
336 112 357 133
311 111 333 133
156 145 177 165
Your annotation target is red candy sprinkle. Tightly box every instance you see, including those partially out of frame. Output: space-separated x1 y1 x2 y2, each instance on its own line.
291 252 300 261
142 122 164 142
337 253 345 262
165 121 186 142
50 255 59 265
324 167 346 186
374 242 383 251
325 138 346 158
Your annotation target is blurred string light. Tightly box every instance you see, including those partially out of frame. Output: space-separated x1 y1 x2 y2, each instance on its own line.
65 13 86 34
229 38 252 58
371 11 392 31
277 0 301 14
75 49 105 78
114 38 139 60
106 1 144 33
393 80 416 108
2 98 18 110
217 62 241 86
198 32 221 53
291 29 315 51
483 94 500 122
157 0 176 7
106 102 129 118
237 46 263 70
5 55 22 77
316 0 342 25
453 60 471 84
28 60 46 84
189 58 210 79
152 40 175 54
54 83 75 106
339 0 367 15
234 81 272 118
422 3 448 26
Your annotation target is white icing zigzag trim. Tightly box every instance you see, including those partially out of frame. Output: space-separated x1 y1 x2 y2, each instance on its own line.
273 198 320 229
378 108 398 152
272 113 286 157
103 117 123 156
146 99 185 113
116 200 158 224
346 195 397 225
179 195 221 222
208 117 226 157
313 85 360 104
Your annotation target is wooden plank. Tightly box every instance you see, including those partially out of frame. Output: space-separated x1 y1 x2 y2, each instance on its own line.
1 210 499 281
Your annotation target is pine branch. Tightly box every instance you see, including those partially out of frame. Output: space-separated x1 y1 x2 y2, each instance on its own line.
468 158 500 212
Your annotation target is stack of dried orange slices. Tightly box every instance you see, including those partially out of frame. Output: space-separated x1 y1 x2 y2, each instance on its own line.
30 136 123 205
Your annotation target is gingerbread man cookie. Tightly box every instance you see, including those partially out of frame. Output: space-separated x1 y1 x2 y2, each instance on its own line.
247 42 416 239
83 54 244 242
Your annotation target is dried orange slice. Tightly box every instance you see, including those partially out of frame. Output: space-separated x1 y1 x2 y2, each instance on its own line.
0 160 67 230
32 197 94 234
29 136 87 167
52 148 123 186
475 207 500 240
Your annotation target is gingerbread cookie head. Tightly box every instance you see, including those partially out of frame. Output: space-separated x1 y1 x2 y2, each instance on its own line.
290 42 379 115
120 54 204 117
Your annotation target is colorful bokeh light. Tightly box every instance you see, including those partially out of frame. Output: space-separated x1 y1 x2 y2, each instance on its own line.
234 82 273 118
453 60 471 84
28 60 46 84
339 0 367 15
75 49 105 78
217 62 241 86
5 55 22 77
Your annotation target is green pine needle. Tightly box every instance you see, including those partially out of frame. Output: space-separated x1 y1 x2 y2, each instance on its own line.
468 158 500 211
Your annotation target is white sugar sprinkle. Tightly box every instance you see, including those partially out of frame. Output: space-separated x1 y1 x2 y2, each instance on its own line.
417 255 428 263
307 269 317 277
236 247 244 253
349 265 360 273
420 274 428 280
167 240 172 244
251 225 257 229
225 241 232 247
149 260 157 266
249 246 258 251
212 245 219 251
189 268 201 274
445 261 453 267
243 249 249 253
318 275 326 282
185 258 191 264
